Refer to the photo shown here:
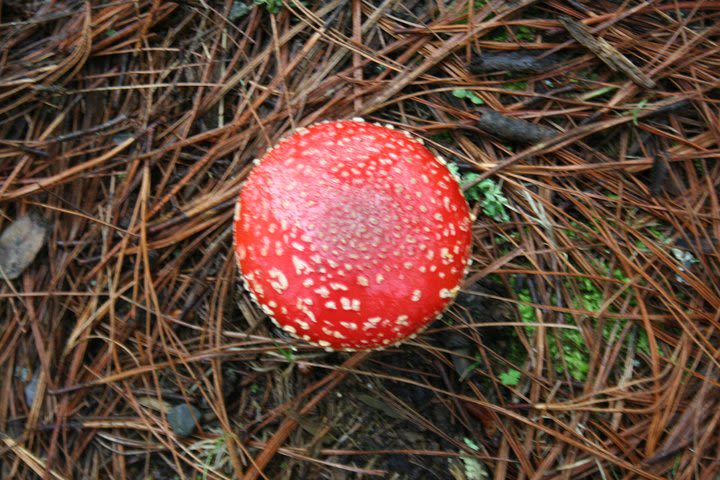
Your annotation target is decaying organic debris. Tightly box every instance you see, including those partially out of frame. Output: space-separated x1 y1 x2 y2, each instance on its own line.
475 108 556 143
469 51 564 74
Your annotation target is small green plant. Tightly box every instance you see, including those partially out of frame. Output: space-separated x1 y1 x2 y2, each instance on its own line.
460 438 488 480
461 173 510 222
202 436 228 480
452 88 484 105
636 329 650 356
504 80 528 91
515 252 654 382
278 347 295 362
459 354 483 382
694 159 705 175
518 288 590 381
490 25 535 42
631 99 649 125
255 0 283 14
188 432 232 479
515 26 535 42
272 342 296 363
499 368 521 386
559 330 590 381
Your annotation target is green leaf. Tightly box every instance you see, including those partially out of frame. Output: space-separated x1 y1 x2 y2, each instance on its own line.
453 88 484 104
464 437 480 451
499 368 521 386
468 91 485 104
452 88 468 99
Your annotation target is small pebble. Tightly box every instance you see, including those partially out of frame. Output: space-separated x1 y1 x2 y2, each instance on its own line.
167 403 202 437
24 369 40 406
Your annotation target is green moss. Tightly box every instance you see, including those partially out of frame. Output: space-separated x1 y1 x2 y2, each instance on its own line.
460 173 510 222
635 329 651 355
504 80 528 91
515 256 643 382
515 26 535 42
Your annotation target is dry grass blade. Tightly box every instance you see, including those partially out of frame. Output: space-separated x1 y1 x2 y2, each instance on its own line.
1 434 67 480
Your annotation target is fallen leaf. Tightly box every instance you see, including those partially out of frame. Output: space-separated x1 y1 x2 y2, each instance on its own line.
0 213 49 280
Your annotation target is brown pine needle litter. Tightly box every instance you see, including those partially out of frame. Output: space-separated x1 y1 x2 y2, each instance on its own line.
1 1 719 479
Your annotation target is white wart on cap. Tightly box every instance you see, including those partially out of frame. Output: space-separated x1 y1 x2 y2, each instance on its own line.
234 120 473 351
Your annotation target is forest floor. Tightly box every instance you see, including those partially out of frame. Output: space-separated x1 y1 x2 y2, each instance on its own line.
1 1 719 479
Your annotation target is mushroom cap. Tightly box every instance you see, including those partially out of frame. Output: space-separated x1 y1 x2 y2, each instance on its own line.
234 120 473 350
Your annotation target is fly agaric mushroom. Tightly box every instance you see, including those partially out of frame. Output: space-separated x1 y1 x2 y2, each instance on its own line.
234 119 473 351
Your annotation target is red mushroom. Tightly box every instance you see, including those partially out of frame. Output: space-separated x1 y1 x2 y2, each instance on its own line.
234 119 473 351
